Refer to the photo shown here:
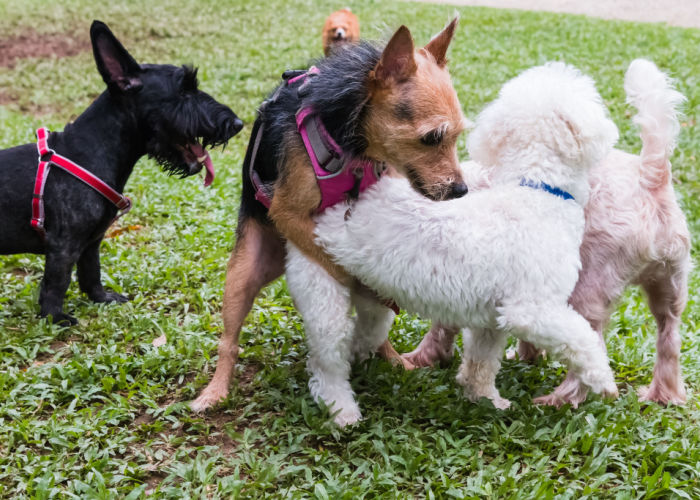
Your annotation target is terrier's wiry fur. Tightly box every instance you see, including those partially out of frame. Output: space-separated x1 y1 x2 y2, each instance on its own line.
286 62 620 425
403 59 691 407
0 21 242 325
322 8 360 57
191 20 467 412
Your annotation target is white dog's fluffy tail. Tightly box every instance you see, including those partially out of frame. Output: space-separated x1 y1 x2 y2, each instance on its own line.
624 58 685 189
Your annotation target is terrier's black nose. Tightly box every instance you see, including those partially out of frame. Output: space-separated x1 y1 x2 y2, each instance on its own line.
233 117 244 133
449 182 468 199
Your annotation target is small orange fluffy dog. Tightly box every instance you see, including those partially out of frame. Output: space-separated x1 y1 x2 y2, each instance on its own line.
322 8 360 56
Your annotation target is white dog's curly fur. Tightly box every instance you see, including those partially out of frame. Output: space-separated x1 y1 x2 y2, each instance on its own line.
404 59 691 408
286 62 620 426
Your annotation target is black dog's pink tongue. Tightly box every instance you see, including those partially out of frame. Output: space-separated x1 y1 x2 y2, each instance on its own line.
190 144 214 187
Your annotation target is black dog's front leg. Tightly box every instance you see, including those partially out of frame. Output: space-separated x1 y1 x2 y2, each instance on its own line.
77 239 128 304
40 248 80 325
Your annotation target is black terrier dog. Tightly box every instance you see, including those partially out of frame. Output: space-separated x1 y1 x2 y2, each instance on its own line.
0 21 243 325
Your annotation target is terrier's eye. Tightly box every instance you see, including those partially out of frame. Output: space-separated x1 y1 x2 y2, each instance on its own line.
420 129 444 146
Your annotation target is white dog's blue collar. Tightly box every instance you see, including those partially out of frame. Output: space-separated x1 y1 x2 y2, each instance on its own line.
519 178 575 201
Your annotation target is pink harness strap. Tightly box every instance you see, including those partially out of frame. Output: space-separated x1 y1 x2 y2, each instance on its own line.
32 127 132 239
249 66 382 212
295 106 381 212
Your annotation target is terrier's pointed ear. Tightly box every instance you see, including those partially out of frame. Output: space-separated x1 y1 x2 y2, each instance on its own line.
424 17 458 67
90 20 142 93
373 25 417 84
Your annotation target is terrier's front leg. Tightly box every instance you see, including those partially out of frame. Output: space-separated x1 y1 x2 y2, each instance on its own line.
40 246 80 325
77 238 127 303
402 323 458 368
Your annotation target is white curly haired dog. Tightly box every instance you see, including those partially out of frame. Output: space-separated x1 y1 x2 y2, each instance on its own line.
285 62 620 426
402 59 691 407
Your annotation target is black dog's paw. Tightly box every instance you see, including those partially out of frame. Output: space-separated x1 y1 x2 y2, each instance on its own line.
90 290 129 304
44 312 78 326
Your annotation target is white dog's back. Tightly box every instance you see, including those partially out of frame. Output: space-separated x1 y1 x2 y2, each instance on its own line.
315 176 584 327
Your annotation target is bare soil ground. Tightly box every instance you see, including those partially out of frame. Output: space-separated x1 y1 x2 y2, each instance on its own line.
0 28 89 69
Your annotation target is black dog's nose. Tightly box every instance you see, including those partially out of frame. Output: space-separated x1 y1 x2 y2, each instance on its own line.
449 182 468 199
233 117 244 133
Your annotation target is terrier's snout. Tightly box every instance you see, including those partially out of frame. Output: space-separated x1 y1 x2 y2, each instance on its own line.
232 117 244 133
334 28 346 40
448 182 468 199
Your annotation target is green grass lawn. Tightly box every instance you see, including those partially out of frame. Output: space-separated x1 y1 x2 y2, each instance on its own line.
1 0 699 497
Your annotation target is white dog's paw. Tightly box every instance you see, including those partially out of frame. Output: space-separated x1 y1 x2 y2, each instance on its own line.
601 381 619 400
579 367 618 399
491 395 512 410
332 403 363 427
637 383 686 406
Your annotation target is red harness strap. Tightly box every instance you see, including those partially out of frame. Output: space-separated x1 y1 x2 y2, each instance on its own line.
32 127 132 239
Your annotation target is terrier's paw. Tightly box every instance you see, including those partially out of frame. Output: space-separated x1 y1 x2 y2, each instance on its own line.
401 350 437 368
393 355 415 371
90 289 128 303
190 387 228 412
637 384 686 406
44 312 78 326
376 342 416 370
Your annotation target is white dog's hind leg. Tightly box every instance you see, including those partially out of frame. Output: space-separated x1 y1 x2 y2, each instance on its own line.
638 263 688 405
285 244 361 426
533 372 589 408
499 304 618 404
351 289 396 363
456 328 511 409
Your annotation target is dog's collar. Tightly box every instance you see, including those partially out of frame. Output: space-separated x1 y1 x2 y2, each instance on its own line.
31 127 131 240
519 178 575 201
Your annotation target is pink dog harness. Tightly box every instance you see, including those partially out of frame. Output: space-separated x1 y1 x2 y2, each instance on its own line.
295 106 384 212
249 67 384 212
32 127 132 240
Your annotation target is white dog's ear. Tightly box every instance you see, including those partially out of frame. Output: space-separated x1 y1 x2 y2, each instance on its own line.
467 117 511 167
552 111 584 163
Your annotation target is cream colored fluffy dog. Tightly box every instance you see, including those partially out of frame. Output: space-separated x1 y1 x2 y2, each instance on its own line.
285 62 620 426
403 59 691 407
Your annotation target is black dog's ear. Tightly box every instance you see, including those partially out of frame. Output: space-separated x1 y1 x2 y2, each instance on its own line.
90 20 142 93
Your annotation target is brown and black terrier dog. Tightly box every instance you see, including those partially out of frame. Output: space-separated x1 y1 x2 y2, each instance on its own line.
192 19 468 411
322 8 360 56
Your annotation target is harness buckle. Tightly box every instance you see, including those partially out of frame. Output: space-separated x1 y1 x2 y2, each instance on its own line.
319 149 344 174
38 148 55 164
116 197 132 213
31 217 44 230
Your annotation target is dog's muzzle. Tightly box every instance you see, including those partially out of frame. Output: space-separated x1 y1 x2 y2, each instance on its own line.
448 182 468 199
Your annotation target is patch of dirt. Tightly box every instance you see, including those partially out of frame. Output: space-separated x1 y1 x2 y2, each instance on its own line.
31 339 73 366
0 28 89 69
9 267 32 278
0 89 16 107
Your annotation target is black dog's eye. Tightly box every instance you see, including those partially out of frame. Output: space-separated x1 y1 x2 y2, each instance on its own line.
420 128 444 146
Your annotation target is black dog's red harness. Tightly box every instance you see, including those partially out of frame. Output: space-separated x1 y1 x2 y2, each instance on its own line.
31 127 132 239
